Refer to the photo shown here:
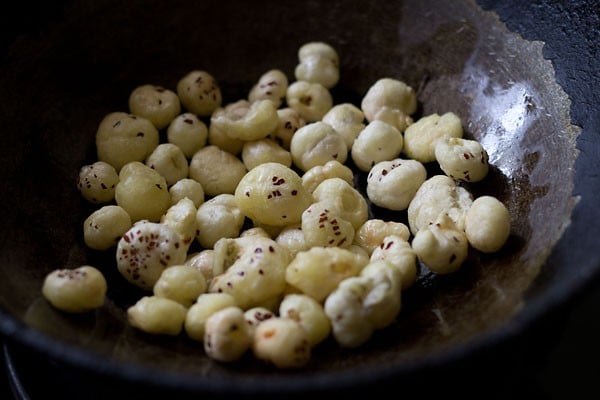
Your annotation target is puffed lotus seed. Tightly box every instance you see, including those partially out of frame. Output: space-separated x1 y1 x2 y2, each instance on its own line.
285 246 365 302
42 265 107 313
290 121 347 172
279 293 331 347
268 107 306 150
241 138 292 170
252 317 310 368
115 161 171 223
210 99 278 142
249 69 289 108
116 221 187 290
96 112 159 172
294 42 340 89
411 213 469 275
301 159 354 194
321 103 366 149
435 137 489 182
286 81 333 122
169 178 204 208
153 264 206 307
166 113 208 159
77 161 119 204
127 296 187 336
301 201 355 249
407 174 473 235
370 235 417 290
189 145 247 196
312 177 369 230
234 162 312 227
366 158 427 211
204 306 252 362
353 219 411 255
184 292 237 342
83 205 132 251
128 84 181 130
185 250 216 283
195 194 245 249
145 143 189 187
403 112 463 163
351 120 404 172
176 70 222 117
465 196 511 253
361 78 417 122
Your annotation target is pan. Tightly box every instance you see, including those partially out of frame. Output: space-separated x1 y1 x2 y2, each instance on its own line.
0 0 598 398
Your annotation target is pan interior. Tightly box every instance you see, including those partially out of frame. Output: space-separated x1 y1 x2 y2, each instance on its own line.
0 0 579 388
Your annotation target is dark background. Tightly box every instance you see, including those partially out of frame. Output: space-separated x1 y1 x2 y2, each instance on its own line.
1 0 599 398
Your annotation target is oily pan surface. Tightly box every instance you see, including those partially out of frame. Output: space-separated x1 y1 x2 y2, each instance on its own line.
0 0 579 391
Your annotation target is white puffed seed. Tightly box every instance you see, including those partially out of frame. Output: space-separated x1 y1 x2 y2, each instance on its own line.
275 225 309 259
366 158 427 211
244 307 276 337
312 178 368 230
351 120 404 172
435 137 489 182
403 112 463 163
116 221 187 290
286 81 333 122
184 292 236 342
167 113 208 159
185 250 216 283
195 194 244 249
208 121 244 155
370 235 417 290
114 161 170 222
323 276 372 347
370 106 413 132
241 139 292 170
294 42 340 89
252 317 310 368
411 213 469 274
77 161 119 204
267 107 306 150
285 246 363 302
209 236 290 310
279 294 331 347
234 162 312 227
407 174 473 235
465 196 511 253
354 219 411 255
145 143 189 187
128 84 181 130
322 103 366 149
95 112 159 172
153 265 207 307
324 260 402 347
301 159 354 194
290 121 347 172
210 99 278 141
361 78 417 122
358 260 402 329
169 178 204 208
127 296 187 336
189 145 247 196
301 201 355 249
42 266 107 313
160 197 197 251
83 205 132 251
204 306 252 362
249 69 289 108
176 70 222 117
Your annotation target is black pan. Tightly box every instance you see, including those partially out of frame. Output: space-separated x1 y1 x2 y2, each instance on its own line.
0 0 598 398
